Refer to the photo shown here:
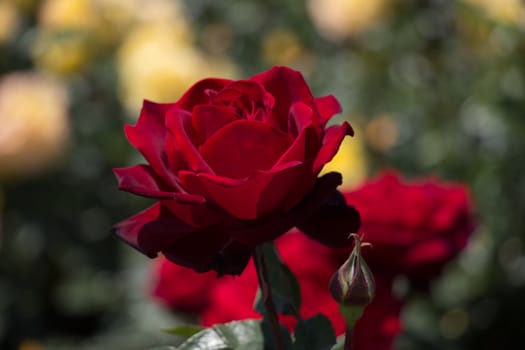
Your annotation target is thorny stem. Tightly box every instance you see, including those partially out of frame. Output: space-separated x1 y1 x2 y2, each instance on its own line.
253 245 286 350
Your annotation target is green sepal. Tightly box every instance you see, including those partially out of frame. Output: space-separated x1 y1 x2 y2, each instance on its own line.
338 304 365 329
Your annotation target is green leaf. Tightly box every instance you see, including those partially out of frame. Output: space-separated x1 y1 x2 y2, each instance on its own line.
163 324 205 338
293 314 337 350
261 318 294 350
147 347 178 350
254 242 301 317
176 320 264 350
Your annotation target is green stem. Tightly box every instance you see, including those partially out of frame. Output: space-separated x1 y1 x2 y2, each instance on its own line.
344 326 354 350
253 245 286 350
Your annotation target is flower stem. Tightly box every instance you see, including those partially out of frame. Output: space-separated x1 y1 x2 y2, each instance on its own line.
253 245 286 350
344 326 354 350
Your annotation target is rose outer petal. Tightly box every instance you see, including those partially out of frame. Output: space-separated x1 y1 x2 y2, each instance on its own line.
288 102 321 139
315 95 342 126
112 203 194 258
114 165 205 203
313 121 354 174
125 100 179 188
163 230 252 275
275 123 320 166
165 108 214 174
297 190 361 247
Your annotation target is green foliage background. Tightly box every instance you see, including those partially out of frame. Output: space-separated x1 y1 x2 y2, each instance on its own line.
1 0 525 349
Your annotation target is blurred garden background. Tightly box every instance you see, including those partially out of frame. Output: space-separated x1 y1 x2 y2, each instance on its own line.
1 0 525 349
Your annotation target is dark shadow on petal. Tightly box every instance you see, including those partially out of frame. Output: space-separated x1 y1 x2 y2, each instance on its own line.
297 190 361 247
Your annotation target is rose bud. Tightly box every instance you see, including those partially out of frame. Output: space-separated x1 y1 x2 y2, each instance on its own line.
329 234 375 327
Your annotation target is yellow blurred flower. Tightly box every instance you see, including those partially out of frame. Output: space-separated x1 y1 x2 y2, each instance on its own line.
34 0 192 76
308 0 391 41
0 72 70 180
39 0 98 30
464 0 525 27
321 124 367 190
263 29 304 65
95 0 188 27
34 0 102 76
201 22 233 55
90 0 191 46
117 22 236 115
365 114 399 153
32 30 93 76
0 1 20 44
262 29 317 75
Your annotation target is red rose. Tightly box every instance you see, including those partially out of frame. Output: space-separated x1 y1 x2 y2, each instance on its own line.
113 66 358 275
151 258 218 313
344 171 476 285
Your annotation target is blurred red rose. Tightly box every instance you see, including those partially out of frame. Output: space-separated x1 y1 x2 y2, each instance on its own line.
352 276 402 350
151 258 218 313
344 171 476 285
113 66 358 275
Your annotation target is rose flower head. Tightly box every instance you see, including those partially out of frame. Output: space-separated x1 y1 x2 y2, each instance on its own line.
113 66 358 275
345 171 476 286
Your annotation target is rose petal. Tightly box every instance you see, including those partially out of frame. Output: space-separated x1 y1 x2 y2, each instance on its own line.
297 190 361 247
165 108 214 174
199 119 291 179
224 172 344 246
313 121 354 173
161 197 225 228
175 78 232 111
211 80 274 119
251 66 318 132
179 161 311 221
112 203 194 258
114 165 205 203
192 105 239 145
288 102 315 137
125 100 178 187
275 123 320 166
315 95 342 125
163 231 252 275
